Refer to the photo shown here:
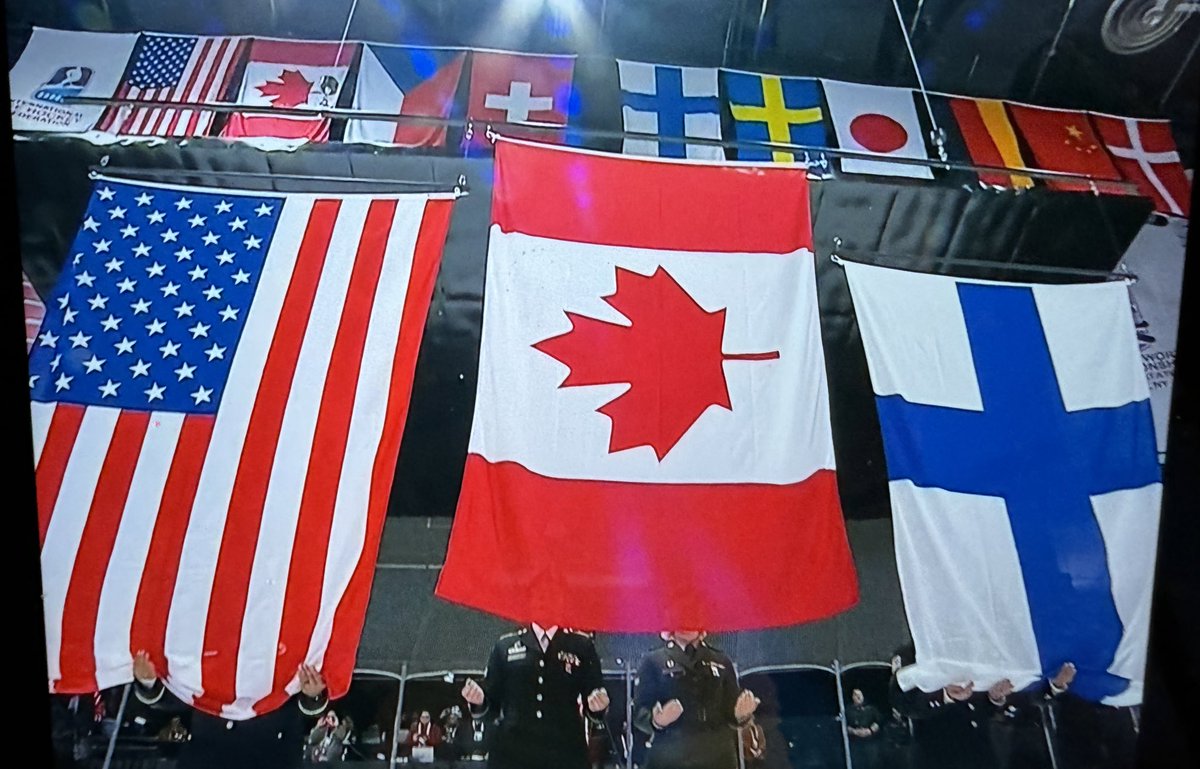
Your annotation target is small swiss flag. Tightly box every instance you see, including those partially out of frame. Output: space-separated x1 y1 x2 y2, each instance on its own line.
465 51 574 147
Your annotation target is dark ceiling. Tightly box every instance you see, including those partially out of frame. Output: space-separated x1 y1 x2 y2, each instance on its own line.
6 1 1199 163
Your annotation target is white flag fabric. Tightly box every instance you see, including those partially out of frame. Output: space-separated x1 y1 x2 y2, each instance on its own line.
9 27 138 133
28 176 454 718
821 80 932 179
617 60 724 160
1121 216 1189 456
844 262 1161 706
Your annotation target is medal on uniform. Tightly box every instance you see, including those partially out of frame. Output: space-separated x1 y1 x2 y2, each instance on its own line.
506 640 527 661
558 650 580 674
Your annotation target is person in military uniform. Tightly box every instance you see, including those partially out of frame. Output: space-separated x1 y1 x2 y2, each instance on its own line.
887 644 1006 769
461 623 610 769
632 631 759 769
131 649 328 769
990 662 1075 769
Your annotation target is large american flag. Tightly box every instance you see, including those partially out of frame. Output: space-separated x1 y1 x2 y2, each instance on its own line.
30 177 453 718
96 33 248 137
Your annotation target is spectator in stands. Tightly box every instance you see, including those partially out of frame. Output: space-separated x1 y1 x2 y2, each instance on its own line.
633 631 760 769
409 709 443 751
462 624 609 769
454 709 492 762
881 707 915 769
49 693 98 767
846 687 882 769
157 715 189 743
739 715 767 767
307 710 350 763
888 644 1006 769
436 706 462 763
132 649 328 769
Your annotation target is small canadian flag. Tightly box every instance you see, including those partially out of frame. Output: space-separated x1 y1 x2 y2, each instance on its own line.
437 138 859 631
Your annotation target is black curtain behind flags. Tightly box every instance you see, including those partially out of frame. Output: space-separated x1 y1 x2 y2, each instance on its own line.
13 136 1152 520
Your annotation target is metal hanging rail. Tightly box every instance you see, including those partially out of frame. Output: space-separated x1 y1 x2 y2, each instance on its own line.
58 95 1140 193
829 249 1137 283
87 164 468 193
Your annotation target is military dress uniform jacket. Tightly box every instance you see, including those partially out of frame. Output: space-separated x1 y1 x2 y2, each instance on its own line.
889 677 1000 769
134 678 327 769
471 627 606 769
633 640 743 769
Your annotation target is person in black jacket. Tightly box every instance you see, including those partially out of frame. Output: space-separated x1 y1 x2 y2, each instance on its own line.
888 645 1007 769
632 631 760 769
131 649 329 769
461 624 610 769
454 709 493 762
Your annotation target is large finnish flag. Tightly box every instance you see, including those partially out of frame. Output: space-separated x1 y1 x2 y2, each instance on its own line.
843 262 1161 706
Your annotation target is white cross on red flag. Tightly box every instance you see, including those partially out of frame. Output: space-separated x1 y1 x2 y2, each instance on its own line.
465 51 574 148
1091 114 1191 217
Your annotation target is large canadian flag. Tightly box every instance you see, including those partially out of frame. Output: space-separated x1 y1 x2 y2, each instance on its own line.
437 138 858 631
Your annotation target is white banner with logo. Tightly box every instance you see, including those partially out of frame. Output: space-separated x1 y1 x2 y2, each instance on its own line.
1121 215 1189 457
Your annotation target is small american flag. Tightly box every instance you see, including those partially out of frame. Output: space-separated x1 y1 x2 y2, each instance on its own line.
31 177 454 719
97 33 248 137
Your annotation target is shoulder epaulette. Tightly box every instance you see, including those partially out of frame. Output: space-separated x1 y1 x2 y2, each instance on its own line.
500 628 525 639
564 628 593 638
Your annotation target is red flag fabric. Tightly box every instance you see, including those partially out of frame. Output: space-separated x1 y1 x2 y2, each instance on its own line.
24 270 45 354
29 178 453 718
95 33 249 138
436 138 859 632
220 39 358 142
465 52 574 147
1007 104 1122 192
1091 114 1191 217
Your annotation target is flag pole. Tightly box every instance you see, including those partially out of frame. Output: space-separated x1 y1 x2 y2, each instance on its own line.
86 165 468 193
333 0 361 70
889 0 946 161
1030 0 1077 100
829 245 1138 283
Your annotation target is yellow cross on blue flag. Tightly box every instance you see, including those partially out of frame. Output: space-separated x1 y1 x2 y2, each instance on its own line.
722 70 828 166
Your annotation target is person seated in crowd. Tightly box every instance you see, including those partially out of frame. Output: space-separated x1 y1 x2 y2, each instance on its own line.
132 650 329 769
436 706 462 763
409 709 443 750
307 709 351 763
454 708 492 762
157 715 189 743
738 714 767 768
846 687 882 769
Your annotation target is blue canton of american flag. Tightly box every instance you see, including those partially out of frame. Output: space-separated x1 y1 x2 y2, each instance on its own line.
29 181 279 413
97 33 248 137
128 34 197 88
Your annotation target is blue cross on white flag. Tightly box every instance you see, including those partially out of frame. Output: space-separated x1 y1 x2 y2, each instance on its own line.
843 262 1161 706
616 60 724 160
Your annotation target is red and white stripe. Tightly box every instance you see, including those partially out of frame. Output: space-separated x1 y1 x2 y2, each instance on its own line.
97 36 248 138
35 186 453 719
24 271 45 353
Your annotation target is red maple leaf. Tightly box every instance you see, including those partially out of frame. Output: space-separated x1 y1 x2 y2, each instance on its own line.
533 266 779 460
256 69 313 109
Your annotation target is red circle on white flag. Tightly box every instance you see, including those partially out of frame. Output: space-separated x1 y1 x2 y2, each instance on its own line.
849 113 908 153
